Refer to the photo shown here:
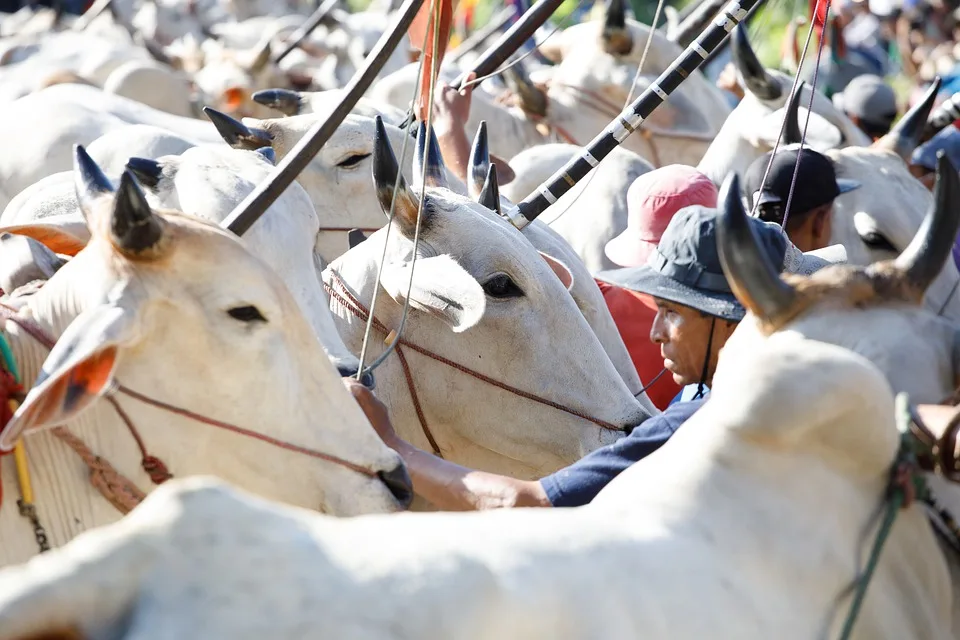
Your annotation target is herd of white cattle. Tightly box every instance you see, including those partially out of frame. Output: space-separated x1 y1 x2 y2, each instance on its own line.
0 0 960 636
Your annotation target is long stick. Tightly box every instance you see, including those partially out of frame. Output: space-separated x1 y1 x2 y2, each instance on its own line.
274 0 340 64
220 0 426 236
451 0 565 91
505 0 764 229
448 5 517 64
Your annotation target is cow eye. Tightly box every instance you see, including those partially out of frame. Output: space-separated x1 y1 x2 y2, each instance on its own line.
227 305 267 323
860 231 897 253
481 274 523 299
337 153 371 169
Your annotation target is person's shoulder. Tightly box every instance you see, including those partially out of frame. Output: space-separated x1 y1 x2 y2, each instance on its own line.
658 397 707 431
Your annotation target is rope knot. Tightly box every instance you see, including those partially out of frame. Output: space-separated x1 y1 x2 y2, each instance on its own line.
141 455 173 484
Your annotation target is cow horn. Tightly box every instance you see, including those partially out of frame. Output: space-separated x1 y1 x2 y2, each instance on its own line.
478 164 502 215
716 172 798 323
203 107 274 150
874 77 941 162
125 157 163 189
112 171 164 254
502 62 547 118
73 145 114 221
373 116 420 234
783 80 804 144
255 147 276 164
348 228 368 248
468 121 490 199
731 26 781 101
413 122 447 189
252 88 303 116
602 0 633 55
894 152 960 294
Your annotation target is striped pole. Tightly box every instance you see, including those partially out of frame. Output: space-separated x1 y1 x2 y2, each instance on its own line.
504 0 763 230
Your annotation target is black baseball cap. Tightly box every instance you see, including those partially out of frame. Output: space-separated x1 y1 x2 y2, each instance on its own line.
743 147 861 222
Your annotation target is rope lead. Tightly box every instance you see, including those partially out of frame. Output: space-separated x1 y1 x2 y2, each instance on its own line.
838 392 929 640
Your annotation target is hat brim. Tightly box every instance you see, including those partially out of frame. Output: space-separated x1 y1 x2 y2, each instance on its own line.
604 232 658 268
836 178 861 194
596 266 745 321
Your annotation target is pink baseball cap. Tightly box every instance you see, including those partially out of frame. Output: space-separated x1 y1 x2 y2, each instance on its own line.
604 165 719 268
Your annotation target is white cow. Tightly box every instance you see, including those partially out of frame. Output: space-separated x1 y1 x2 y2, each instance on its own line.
325 120 651 479
0 313 949 637
208 110 654 408
0 147 411 567
501 143 654 273
698 27 870 185
0 84 221 208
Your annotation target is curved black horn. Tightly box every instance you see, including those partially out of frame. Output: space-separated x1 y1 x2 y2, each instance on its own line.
73 145 114 221
716 172 798 323
602 0 633 55
255 147 276 164
468 121 490 199
373 115 419 231
783 80 804 145
478 164 502 215
348 228 368 248
875 77 941 162
203 107 274 150
731 25 781 101
893 152 960 293
924 91 960 142
112 171 164 254
252 88 304 116
414 122 447 189
125 157 163 189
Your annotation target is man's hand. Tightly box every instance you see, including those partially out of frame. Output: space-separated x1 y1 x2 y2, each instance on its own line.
433 72 475 136
343 377 399 447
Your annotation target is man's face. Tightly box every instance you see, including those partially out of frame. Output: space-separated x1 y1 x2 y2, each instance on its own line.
649 299 716 386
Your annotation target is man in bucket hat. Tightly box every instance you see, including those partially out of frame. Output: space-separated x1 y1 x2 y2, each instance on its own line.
345 207 846 509
598 165 718 410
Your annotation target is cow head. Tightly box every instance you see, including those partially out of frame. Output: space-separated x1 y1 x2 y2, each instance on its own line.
2 146 411 515
698 27 870 185
324 118 650 475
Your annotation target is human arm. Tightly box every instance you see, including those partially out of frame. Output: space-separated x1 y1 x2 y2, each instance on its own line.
343 379 548 510
431 73 515 186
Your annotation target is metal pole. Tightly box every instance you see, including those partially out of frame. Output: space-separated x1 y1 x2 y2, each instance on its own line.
506 0 764 229
220 0 426 236
274 0 339 63
451 0 565 90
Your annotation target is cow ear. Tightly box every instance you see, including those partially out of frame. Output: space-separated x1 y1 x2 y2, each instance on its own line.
0 305 137 452
0 219 91 257
379 255 485 333
539 251 574 291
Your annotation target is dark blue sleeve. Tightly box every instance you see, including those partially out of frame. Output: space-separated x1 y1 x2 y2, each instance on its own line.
540 399 705 508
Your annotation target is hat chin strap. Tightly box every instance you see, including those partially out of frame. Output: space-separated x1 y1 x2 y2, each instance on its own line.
693 317 716 401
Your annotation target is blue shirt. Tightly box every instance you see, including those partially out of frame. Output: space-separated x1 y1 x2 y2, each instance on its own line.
540 398 706 507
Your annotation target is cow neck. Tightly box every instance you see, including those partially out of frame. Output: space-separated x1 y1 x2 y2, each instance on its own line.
324 270 627 460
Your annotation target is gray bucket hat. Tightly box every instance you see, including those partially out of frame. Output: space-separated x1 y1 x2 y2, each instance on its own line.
597 205 845 321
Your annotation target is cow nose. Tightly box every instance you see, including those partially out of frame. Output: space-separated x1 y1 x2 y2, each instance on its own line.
338 364 375 389
377 464 413 509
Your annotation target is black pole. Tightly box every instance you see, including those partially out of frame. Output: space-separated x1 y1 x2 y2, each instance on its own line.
451 0 565 91
221 0 426 236
274 0 340 63
507 0 764 229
